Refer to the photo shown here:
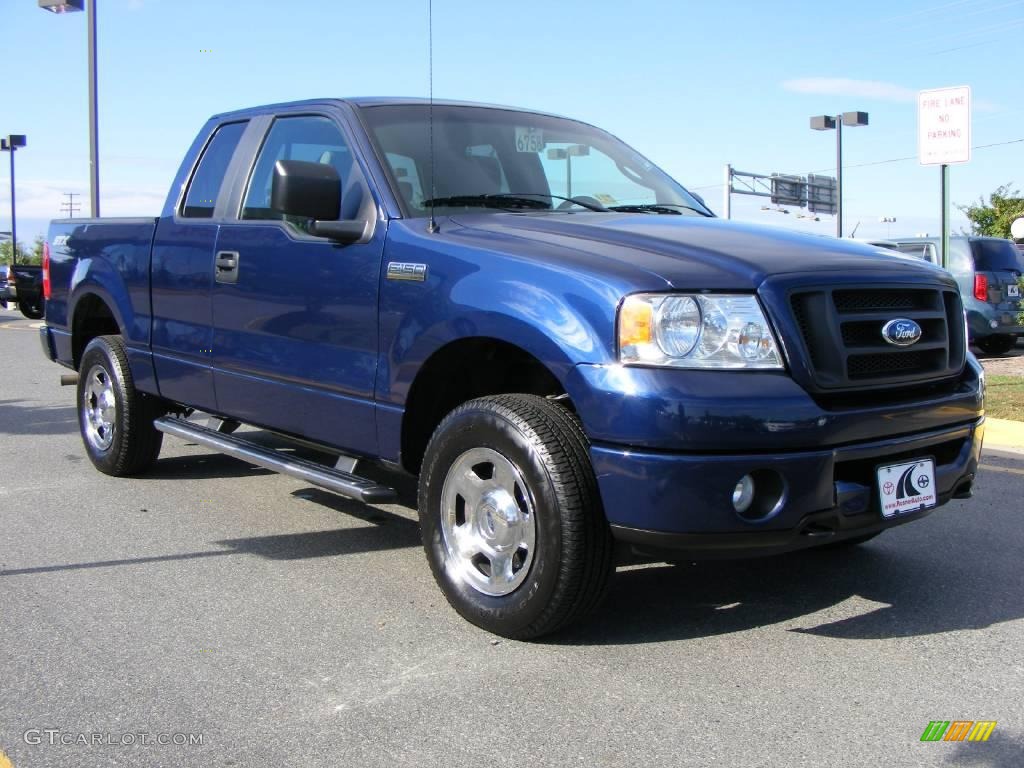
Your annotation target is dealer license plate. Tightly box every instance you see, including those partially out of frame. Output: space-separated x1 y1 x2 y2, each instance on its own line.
877 458 936 518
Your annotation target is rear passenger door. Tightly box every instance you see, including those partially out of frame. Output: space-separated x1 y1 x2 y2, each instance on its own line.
210 113 385 455
151 120 249 410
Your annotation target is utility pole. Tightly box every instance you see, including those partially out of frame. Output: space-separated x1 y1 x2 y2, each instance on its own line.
1 135 28 265
61 192 82 219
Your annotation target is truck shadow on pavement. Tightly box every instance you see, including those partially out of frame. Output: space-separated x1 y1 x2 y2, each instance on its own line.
0 495 421 578
141 452 276 480
0 399 77 435
559 500 1024 645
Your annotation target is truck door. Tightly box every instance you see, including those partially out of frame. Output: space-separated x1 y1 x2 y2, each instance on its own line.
151 120 249 410
210 114 384 455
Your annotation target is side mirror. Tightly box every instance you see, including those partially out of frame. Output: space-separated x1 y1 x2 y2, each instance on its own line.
272 160 340 221
271 160 366 244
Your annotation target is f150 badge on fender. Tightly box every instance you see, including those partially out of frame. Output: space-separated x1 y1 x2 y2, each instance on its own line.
881 318 923 347
386 262 428 282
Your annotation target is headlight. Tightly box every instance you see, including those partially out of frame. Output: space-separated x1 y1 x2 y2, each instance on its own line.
618 293 783 369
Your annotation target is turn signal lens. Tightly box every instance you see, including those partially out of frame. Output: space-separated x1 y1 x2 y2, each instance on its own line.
619 296 654 348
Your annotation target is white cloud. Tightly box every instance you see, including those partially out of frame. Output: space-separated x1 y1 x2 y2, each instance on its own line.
783 77 1002 113
782 78 918 103
0 178 166 219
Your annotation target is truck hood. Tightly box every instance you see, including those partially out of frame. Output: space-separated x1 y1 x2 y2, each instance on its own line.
450 212 951 290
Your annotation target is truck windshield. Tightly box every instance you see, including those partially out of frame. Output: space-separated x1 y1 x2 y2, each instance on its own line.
359 104 709 217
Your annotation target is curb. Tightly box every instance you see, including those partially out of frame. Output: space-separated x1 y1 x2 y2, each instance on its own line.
984 417 1024 453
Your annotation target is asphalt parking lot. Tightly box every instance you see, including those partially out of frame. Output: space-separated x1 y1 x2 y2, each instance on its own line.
1 309 1021 767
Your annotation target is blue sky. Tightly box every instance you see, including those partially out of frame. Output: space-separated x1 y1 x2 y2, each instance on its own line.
2 0 1022 245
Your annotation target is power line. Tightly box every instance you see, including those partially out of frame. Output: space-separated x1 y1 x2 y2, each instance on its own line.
810 136 1024 174
687 136 1024 193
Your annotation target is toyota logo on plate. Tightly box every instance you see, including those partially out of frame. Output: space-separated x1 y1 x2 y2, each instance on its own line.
881 318 922 347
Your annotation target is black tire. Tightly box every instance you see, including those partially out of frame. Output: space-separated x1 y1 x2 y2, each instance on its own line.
418 394 613 640
975 334 1016 356
77 335 165 476
817 531 882 550
18 299 44 320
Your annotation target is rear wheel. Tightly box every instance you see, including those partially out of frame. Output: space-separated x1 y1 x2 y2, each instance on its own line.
418 394 613 639
18 299 44 320
77 335 165 476
975 334 1016 356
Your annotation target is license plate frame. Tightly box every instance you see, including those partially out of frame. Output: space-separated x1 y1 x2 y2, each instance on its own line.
876 457 937 518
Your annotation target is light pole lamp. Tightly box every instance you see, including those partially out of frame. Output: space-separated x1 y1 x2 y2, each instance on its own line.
810 111 868 238
39 0 99 217
1 135 27 265
546 144 589 199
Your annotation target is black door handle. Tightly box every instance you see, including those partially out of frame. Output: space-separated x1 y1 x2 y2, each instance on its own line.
215 250 240 284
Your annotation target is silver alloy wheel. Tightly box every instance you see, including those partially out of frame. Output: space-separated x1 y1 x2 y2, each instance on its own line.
82 363 117 452
439 447 537 597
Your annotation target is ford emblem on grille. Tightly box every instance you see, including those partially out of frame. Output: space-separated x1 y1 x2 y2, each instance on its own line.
881 318 922 347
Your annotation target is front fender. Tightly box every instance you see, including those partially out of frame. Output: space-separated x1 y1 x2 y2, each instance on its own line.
378 219 621 405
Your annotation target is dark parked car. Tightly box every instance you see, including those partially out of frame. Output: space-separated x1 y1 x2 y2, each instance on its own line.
891 236 1023 355
4 263 45 319
0 264 13 309
2 263 46 318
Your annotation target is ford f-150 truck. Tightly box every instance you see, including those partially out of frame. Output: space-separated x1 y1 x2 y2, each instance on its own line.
40 98 984 639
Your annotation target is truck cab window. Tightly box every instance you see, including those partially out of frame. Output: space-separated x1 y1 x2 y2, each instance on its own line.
242 116 356 233
181 121 247 218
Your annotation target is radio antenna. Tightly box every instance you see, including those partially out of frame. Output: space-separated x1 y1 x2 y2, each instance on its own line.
427 0 439 234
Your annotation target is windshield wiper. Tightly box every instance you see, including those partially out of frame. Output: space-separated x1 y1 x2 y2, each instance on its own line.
608 203 713 217
493 192 609 212
421 194 551 211
421 193 609 212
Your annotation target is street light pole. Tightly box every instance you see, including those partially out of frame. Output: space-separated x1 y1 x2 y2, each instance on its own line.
810 111 868 239
835 116 842 239
86 0 99 217
1 135 27 265
39 0 99 216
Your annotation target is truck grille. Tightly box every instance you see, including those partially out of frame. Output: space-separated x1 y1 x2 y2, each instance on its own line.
789 286 965 390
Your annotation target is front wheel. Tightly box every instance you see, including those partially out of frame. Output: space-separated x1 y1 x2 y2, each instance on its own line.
77 335 165 476
418 394 613 639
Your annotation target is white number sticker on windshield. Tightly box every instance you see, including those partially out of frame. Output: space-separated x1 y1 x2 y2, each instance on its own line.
515 127 545 153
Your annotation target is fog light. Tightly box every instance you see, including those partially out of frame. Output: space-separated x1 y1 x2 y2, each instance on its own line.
732 475 755 514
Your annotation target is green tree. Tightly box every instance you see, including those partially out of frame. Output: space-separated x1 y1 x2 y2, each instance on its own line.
0 235 44 266
959 184 1024 238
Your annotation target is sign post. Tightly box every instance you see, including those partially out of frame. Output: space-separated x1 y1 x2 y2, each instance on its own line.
918 86 971 269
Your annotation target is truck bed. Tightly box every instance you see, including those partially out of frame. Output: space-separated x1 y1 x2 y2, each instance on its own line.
44 217 159 372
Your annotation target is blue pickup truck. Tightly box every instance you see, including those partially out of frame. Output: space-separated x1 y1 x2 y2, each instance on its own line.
40 98 984 638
